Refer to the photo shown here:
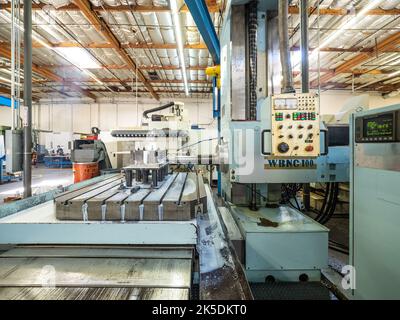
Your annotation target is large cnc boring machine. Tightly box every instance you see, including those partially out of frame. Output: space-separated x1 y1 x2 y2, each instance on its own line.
0 0 351 300
217 0 348 282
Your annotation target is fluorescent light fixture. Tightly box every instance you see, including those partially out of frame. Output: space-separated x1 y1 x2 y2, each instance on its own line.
311 0 385 59
54 47 101 69
170 0 189 96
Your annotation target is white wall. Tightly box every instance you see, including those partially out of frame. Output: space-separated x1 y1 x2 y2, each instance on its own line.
29 98 215 151
1 92 400 150
319 91 400 114
32 98 214 133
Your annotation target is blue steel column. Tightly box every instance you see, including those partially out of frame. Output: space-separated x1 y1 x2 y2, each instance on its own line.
217 80 221 196
184 0 220 65
185 0 222 195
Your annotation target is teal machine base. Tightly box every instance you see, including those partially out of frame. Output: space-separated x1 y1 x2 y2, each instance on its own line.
229 205 329 282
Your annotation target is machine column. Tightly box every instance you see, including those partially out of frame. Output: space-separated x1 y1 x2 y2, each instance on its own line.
23 0 32 198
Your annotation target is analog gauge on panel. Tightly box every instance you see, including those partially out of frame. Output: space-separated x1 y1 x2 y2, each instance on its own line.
274 99 286 109
286 99 298 109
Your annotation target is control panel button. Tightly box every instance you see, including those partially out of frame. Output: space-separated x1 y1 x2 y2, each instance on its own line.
277 142 290 153
271 93 319 157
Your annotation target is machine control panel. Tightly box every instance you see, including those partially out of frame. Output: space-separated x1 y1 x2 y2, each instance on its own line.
355 111 400 143
270 93 320 157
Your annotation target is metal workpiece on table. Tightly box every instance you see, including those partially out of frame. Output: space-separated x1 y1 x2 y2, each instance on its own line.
157 168 163 182
142 170 148 184
152 169 158 187
125 170 133 187
124 162 169 188
136 169 142 182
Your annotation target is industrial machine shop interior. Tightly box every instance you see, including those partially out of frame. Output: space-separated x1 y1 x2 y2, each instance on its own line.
0 0 399 301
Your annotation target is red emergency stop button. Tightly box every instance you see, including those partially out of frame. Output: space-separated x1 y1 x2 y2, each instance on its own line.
305 145 314 152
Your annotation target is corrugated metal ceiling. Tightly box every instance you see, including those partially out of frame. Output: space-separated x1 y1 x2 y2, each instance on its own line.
0 0 399 100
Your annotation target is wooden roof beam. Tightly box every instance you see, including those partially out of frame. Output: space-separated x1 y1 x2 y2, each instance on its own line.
0 2 221 13
312 32 400 86
39 64 207 71
2 3 398 15
29 40 400 53
33 78 210 84
288 6 400 16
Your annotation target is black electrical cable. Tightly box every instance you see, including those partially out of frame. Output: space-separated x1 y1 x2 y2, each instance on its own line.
143 102 175 119
315 183 331 222
282 184 302 211
329 239 349 250
316 183 335 223
329 242 349 255
320 183 339 225
176 137 219 152
244 184 267 201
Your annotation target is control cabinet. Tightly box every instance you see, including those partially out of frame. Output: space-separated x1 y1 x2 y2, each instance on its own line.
270 93 320 157
351 104 400 299
354 110 400 143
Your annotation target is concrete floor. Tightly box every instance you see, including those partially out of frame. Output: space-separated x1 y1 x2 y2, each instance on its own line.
0 165 73 203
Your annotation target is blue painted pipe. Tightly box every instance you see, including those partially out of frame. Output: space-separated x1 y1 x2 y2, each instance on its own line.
184 0 220 65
